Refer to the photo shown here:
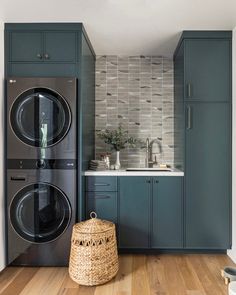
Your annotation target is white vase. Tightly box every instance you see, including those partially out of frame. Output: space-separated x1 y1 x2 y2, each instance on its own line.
114 151 121 170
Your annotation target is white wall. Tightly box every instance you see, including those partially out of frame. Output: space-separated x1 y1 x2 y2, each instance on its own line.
228 28 236 262
1 0 236 56
0 21 5 271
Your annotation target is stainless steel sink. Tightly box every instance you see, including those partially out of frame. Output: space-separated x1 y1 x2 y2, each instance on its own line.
126 167 172 172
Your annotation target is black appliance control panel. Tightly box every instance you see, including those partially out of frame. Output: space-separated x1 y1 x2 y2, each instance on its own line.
7 159 77 170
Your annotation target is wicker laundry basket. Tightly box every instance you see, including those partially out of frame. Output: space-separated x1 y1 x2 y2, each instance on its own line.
69 212 119 286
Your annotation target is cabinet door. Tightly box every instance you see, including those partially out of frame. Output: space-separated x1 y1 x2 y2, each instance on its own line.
185 103 231 249
185 39 231 102
119 177 151 248
152 177 183 248
86 192 117 224
11 32 42 62
44 32 76 62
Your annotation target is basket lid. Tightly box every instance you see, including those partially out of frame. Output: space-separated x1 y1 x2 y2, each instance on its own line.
73 212 114 234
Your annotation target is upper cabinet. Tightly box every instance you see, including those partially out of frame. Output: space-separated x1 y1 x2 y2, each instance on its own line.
174 31 232 102
11 32 42 62
10 31 76 62
44 32 76 62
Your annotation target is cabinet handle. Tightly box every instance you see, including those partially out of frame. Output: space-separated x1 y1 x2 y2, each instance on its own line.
146 179 151 183
10 176 26 181
36 53 42 59
93 183 110 186
92 195 111 199
44 53 50 59
186 106 192 130
187 83 192 98
155 180 159 184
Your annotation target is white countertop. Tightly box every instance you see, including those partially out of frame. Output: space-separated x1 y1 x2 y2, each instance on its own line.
84 169 184 176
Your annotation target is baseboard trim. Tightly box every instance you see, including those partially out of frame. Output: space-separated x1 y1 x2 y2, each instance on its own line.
227 249 236 262
119 249 227 254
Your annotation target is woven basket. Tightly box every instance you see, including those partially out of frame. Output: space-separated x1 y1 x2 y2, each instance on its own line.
69 212 119 286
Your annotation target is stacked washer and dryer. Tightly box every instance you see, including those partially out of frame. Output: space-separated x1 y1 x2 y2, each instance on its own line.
6 77 77 266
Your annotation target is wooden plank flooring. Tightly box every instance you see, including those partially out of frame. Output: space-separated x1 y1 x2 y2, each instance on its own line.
0 254 234 295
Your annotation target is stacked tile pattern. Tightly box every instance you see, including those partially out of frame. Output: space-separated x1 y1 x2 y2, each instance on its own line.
95 55 174 168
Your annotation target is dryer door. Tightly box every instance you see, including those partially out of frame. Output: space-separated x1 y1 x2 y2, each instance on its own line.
10 183 71 243
10 88 71 147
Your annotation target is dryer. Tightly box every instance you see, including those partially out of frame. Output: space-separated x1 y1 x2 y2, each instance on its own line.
7 77 77 160
7 164 76 266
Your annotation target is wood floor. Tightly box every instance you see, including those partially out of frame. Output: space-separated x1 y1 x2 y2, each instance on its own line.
0 254 234 295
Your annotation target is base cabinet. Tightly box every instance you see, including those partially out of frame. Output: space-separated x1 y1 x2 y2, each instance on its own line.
152 177 183 248
86 192 117 224
119 177 151 248
86 176 118 223
185 103 231 249
86 176 183 250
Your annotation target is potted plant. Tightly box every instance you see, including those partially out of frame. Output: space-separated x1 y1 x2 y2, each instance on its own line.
97 124 138 169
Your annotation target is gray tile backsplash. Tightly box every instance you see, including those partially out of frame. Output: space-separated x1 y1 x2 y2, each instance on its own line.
95 55 174 168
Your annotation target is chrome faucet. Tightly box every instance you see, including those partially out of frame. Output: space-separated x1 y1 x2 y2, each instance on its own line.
145 137 162 168
145 138 150 168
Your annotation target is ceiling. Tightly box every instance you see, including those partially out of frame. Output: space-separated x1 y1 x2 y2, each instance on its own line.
1 0 236 56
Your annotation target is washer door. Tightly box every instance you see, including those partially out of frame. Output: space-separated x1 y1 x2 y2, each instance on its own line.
10 88 71 147
10 183 71 243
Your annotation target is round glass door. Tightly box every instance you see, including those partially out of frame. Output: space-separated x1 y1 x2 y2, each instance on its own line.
10 183 71 243
10 88 71 147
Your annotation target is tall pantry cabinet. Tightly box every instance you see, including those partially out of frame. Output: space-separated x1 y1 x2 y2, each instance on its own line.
174 31 232 250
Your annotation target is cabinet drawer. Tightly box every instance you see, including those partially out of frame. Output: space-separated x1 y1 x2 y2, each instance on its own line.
86 176 117 192
86 192 117 223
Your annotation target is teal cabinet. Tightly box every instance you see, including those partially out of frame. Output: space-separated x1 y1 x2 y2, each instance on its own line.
86 176 117 192
152 177 183 248
185 103 231 249
86 177 117 223
5 23 96 222
174 31 232 250
185 39 231 102
11 32 42 62
9 63 77 77
86 175 184 249
119 177 151 248
44 32 76 62
87 192 117 224
174 42 185 171
9 30 76 63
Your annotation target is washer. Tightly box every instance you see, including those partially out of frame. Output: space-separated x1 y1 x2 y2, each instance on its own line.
7 164 76 266
7 77 77 160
